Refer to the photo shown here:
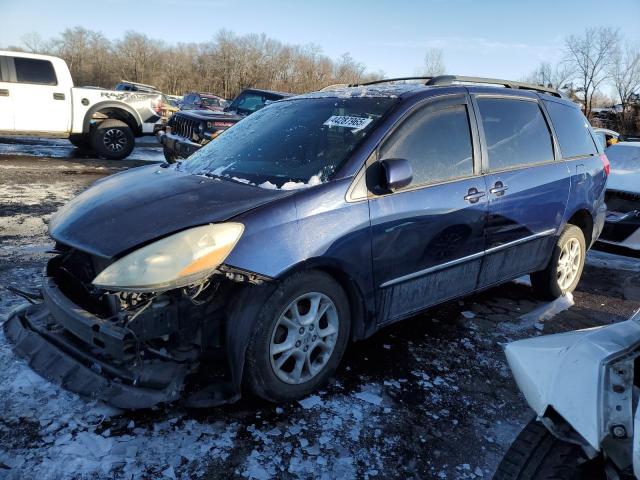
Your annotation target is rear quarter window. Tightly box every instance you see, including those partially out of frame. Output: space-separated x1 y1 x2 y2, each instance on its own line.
543 100 598 158
14 57 57 85
477 98 554 171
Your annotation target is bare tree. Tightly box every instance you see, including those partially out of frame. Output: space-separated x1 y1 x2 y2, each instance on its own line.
114 32 162 84
524 61 574 90
564 27 620 118
609 43 640 132
420 48 445 77
20 32 45 53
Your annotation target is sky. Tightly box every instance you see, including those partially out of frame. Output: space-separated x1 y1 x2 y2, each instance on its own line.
1 0 639 81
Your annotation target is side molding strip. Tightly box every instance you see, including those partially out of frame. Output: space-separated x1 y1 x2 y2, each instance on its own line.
380 228 556 288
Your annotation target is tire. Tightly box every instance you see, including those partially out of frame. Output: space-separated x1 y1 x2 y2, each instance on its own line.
494 419 604 480
531 225 586 300
90 119 135 160
244 271 351 402
68 133 91 149
163 146 178 164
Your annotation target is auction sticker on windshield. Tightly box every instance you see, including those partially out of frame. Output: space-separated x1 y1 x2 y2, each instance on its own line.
323 115 372 131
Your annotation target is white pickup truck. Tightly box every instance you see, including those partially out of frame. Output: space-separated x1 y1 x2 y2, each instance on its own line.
0 51 164 159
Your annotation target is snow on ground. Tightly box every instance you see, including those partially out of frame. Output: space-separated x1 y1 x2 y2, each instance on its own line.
501 293 574 333
0 136 164 162
0 312 239 479
586 249 640 272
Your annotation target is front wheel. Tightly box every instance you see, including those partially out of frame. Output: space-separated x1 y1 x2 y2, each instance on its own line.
90 119 135 160
531 225 586 300
244 271 351 402
494 419 604 480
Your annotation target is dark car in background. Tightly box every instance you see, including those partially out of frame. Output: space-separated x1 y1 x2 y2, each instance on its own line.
6 76 608 409
159 88 293 162
597 142 640 253
180 92 228 112
114 80 161 94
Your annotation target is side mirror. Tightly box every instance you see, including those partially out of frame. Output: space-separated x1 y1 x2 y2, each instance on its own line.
380 158 413 191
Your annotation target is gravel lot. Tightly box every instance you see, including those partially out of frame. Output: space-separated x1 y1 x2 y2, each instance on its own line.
1 137 639 480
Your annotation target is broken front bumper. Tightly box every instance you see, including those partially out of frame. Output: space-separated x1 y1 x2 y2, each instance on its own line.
4 302 190 409
158 131 203 159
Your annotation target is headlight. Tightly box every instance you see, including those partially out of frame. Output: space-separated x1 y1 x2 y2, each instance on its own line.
92 223 244 291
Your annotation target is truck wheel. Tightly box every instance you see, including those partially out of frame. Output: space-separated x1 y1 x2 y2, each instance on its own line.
68 134 91 149
90 119 135 160
531 225 586 300
244 271 350 403
494 419 604 480
163 146 178 164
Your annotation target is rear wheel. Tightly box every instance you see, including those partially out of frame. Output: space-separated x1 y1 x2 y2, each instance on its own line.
90 119 135 160
244 271 351 402
531 225 586 300
494 419 604 480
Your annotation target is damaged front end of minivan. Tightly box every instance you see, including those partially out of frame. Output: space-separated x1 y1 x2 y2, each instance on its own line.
4 228 275 409
505 311 640 477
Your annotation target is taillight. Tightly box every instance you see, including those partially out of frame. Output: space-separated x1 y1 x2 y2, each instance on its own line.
600 153 610 176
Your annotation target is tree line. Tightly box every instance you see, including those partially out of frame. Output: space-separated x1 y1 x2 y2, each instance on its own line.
8 26 640 134
12 27 384 99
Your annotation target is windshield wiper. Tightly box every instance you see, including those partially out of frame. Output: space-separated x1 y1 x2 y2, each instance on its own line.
196 171 253 186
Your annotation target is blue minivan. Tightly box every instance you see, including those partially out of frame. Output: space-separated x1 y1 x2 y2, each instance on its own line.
5 76 609 408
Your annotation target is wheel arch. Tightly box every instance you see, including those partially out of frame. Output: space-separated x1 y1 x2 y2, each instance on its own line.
276 258 371 342
83 102 143 136
565 208 594 247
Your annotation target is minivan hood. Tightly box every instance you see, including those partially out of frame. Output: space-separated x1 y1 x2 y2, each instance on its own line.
49 165 289 259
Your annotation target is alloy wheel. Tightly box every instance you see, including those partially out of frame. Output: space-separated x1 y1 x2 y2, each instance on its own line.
557 237 581 290
103 128 128 153
269 292 339 385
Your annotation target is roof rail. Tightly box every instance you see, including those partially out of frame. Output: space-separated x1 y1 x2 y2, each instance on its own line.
426 75 562 97
349 76 434 87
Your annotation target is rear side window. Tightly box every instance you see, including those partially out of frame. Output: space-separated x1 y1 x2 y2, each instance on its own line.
380 104 474 187
14 57 57 85
477 98 554 171
543 100 598 158
0 56 8 82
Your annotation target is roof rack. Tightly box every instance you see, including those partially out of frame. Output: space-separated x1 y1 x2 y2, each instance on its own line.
348 75 562 98
426 75 562 97
349 76 434 87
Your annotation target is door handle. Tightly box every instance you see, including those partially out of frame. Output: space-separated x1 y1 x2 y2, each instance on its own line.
464 187 486 204
53 92 65 100
489 181 509 196
0 89 8 96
